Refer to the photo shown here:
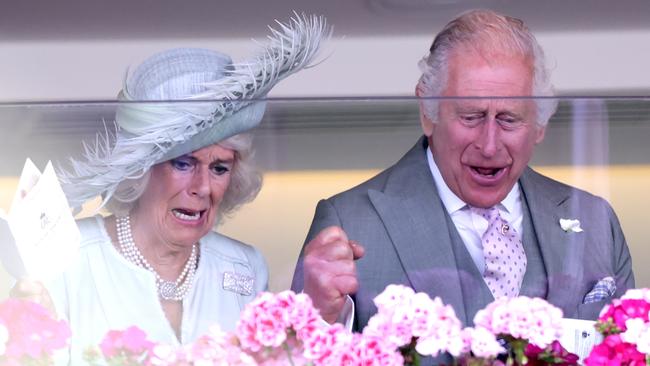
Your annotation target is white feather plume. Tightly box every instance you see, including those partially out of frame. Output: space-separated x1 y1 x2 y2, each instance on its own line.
58 13 331 210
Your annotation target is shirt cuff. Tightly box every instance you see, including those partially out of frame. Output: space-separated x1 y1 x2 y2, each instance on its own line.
337 294 355 332
317 294 355 331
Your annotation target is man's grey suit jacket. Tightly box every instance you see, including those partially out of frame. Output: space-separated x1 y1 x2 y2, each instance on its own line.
292 136 634 332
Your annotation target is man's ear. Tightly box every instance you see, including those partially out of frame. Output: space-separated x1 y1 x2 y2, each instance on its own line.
416 84 435 137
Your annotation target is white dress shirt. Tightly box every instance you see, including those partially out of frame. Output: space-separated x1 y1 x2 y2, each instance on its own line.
426 148 524 275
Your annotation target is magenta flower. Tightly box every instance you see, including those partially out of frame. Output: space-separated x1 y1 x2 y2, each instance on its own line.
525 340 579 366
584 334 646 366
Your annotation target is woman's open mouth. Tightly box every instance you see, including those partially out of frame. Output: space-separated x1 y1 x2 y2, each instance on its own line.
172 208 205 221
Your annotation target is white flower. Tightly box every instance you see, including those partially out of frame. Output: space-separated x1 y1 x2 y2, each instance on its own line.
621 318 650 354
559 218 583 233
0 323 7 356
622 288 650 302
472 296 563 349
621 318 646 344
463 327 505 358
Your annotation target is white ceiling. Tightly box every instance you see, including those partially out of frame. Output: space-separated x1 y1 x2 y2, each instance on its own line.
3 0 650 41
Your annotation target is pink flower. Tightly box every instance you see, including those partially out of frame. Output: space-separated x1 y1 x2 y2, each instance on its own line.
99 326 155 361
599 298 650 333
341 333 404 366
236 292 292 352
236 289 325 362
0 298 70 362
302 323 352 365
364 284 465 357
148 344 180 366
364 309 414 348
189 328 256 365
284 292 320 341
414 299 465 357
473 296 563 348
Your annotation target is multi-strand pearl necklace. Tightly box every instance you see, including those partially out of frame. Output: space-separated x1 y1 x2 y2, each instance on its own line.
116 215 198 301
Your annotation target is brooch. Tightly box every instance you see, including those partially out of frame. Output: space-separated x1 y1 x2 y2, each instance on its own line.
223 271 254 296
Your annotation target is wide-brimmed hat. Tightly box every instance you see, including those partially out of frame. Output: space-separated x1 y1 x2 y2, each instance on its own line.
60 13 330 209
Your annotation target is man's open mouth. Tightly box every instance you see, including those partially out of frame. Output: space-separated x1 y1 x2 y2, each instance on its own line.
472 167 503 177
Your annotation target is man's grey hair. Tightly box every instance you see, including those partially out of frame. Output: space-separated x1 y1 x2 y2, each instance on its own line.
417 9 558 127
105 132 262 226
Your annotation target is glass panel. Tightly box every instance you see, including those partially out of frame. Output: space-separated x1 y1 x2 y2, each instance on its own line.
1 96 649 295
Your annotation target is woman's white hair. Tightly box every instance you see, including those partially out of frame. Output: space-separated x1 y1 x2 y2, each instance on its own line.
104 132 262 225
417 9 558 127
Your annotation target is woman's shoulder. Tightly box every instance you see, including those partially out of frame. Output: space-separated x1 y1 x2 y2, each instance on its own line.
199 231 264 266
75 215 111 249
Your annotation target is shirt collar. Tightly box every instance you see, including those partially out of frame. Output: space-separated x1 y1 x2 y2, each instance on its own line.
426 146 520 214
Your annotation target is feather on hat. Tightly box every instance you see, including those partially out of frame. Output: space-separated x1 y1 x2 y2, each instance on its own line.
59 13 330 209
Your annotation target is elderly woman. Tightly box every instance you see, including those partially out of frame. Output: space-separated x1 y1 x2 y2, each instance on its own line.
12 14 328 364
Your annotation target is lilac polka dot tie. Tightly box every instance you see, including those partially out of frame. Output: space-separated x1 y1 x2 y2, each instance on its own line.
473 206 527 298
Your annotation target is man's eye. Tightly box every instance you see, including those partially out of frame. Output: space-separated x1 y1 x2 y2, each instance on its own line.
460 114 484 125
170 158 193 171
497 115 522 128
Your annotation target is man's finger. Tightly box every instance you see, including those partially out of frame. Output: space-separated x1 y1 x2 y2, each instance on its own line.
349 240 365 260
307 226 349 251
332 274 359 295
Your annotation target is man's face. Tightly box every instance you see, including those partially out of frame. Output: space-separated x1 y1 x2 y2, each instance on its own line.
421 50 545 208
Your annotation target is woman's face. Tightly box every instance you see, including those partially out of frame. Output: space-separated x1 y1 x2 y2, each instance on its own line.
133 143 234 248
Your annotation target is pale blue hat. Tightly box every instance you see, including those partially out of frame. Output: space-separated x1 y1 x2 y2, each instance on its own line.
60 13 330 209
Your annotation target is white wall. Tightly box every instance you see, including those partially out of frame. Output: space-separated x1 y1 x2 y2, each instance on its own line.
0 30 649 101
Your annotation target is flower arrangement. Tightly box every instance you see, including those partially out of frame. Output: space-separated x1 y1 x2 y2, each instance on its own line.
83 290 403 366
584 288 650 365
468 296 577 365
362 284 466 363
361 286 577 366
79 286 579 366
0 298 70 365
5 285 620 366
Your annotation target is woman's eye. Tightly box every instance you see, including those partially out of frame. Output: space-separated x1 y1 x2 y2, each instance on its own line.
211 164 230 176
170 158 194 171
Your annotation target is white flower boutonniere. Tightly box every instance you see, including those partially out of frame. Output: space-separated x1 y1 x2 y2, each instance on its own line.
559 218 583 233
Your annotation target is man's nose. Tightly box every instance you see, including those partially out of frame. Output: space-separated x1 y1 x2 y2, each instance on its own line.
189 167 210 197
475 119 501 157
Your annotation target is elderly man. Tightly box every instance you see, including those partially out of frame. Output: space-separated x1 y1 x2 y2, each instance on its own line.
291 9 634 334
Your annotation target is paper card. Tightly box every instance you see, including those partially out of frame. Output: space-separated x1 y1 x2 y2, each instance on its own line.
0 158 80 282
559 318 603 361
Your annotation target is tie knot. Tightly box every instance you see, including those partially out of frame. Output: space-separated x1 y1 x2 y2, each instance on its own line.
471 206 501 222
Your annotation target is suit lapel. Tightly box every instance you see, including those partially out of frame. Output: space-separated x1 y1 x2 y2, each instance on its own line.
520 168 585 312
367 138 468 324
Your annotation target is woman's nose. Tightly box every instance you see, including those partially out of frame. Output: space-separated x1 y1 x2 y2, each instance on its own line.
189 168 210 197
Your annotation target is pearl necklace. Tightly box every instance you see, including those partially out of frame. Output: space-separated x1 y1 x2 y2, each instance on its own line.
116 215 198 301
